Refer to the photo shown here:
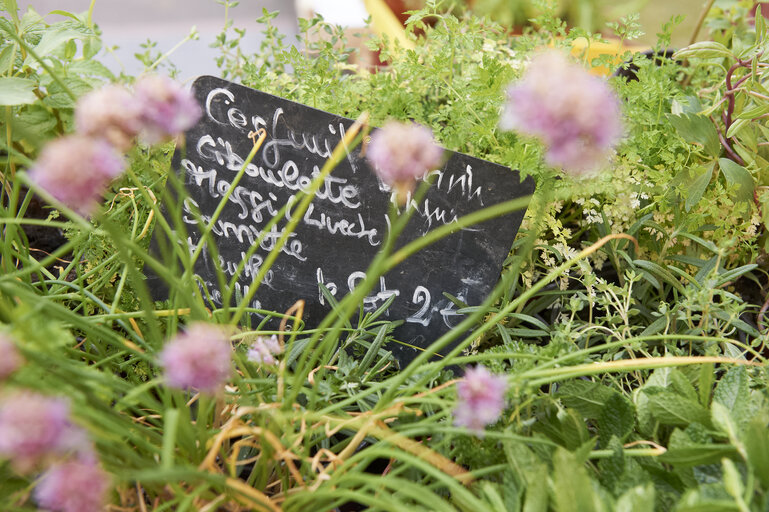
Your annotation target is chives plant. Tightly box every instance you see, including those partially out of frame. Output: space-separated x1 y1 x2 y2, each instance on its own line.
0 1 768 510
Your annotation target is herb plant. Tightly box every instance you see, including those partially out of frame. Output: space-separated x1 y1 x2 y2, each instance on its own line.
1 0 768 510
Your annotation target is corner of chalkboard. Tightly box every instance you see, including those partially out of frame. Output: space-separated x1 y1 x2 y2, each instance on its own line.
191 75 216 89
518 171 536 194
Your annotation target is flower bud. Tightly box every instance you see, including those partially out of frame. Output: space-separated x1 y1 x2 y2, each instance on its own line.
75 84 142 150
28 136 124 216
500 51 623 175
134 74 202 143
366 121 443 204
35 454 110 512
453 365 508 436
247 334 283 366
0 392 87 472
0 334 23 380
159 323 232 394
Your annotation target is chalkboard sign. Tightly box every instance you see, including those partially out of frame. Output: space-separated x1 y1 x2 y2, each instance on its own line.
149 76 535 366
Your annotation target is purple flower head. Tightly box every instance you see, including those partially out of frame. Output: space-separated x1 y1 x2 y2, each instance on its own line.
35 454 110 512
28 135 124 216
247 334 283 366
499 51 623 175
366 121 443 204
75 84 143 150
0 392 87 472
453 365 508 436
134 74 202 143
0 333 23 380
160 323 232 394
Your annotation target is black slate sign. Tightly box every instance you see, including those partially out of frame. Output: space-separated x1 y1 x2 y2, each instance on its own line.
149 76 535 366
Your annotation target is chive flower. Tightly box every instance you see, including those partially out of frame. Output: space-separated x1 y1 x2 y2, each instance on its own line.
247 334 283 366
0 334 23 380
134 74 202 143
499 51 623 175
453 365 508 436
35 454 110 512
27 135 124 216
366 121 443 204
159 323 232 394
0 392 87 472
75 84 142 150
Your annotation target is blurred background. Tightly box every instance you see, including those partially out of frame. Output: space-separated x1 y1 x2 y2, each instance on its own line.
13 0 706 80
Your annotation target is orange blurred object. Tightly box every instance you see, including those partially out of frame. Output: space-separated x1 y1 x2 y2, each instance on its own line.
569 37 649 76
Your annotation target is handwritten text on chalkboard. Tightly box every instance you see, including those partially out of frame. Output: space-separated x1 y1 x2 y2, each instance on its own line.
149 76 535 366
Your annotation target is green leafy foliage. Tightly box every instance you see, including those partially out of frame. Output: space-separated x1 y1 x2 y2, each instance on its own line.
1 0 769 511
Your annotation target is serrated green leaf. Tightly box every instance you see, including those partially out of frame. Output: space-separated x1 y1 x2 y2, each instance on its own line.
616 484 655 512
0 44 15 72
68 59 114 80
552 448 606 512
717 158 754 203
599 393 635 442
43 75 91 108
713 367 749 415
685 163 716 211
556 380 615 418
523 463 548 512
19 7 43 31
644 388 712 427
23 26 86 67
8 105 57 145
0 76 37 105
667 113 721 157
670 369 699 402
711 402 739 443
744 420 769 488
597 437 624 491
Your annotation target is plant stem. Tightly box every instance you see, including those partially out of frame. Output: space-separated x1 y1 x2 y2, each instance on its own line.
87 0 96 28
688 0 717 46
523 355 760 388
148 28 199 72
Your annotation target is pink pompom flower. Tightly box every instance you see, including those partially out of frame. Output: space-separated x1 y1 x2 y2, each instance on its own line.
35 454 110 512
453 365 508 436
75 84 143 150
134 74 202 143
0 333 23 380
159 323 232 394
27 135 124 216
247 334 283 366
0 392 88 472
499 51 623 175
366 121 443 204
